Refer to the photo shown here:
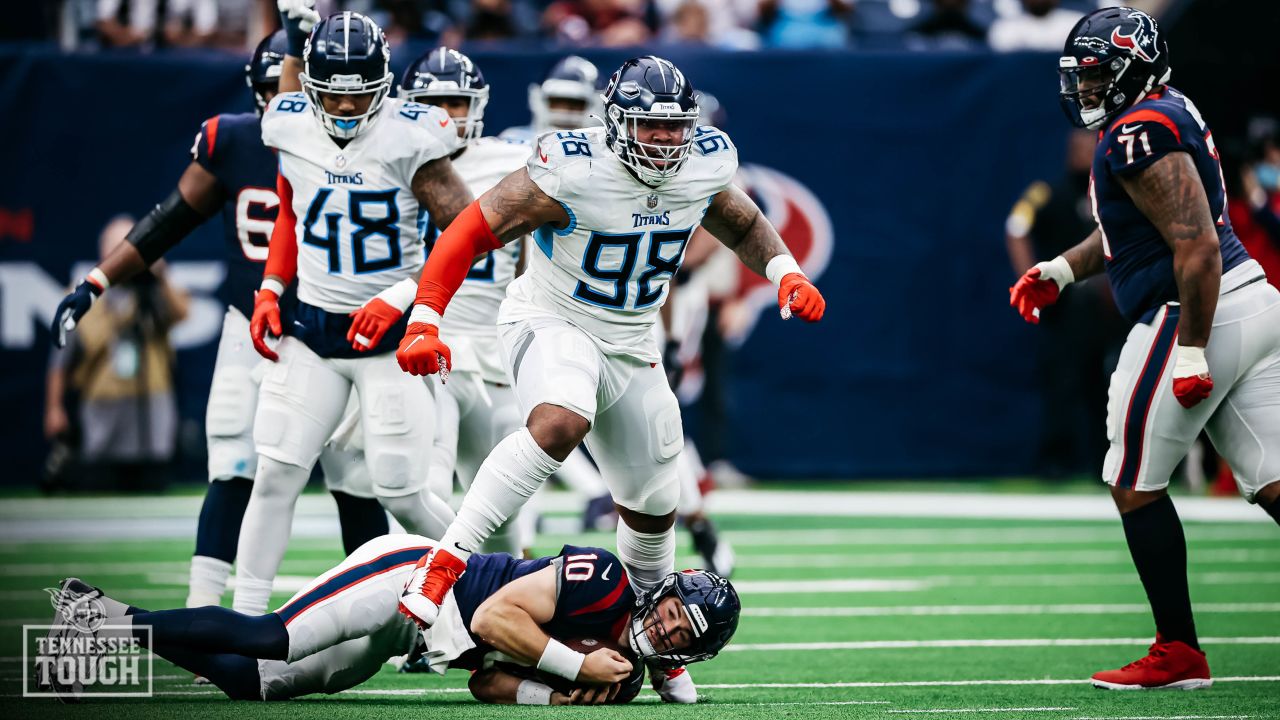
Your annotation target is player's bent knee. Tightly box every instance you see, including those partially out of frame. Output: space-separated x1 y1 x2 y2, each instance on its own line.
527 404 590 460
1255 480 1280 507
369 451 417 494
1110 485 1168 514
467 668 503 704
616 504 677 533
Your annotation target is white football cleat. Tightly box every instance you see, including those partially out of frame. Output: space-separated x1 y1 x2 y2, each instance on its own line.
652 666 698 703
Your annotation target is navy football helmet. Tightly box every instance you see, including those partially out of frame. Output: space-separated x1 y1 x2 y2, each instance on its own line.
530 55 600 133
245 31 288 115
300 12 394 140
601 56 700 187
628 569 739 670
400 47 488 142
1059 7 1170 130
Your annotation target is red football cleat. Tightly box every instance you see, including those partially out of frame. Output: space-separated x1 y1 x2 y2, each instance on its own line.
398 547 467 629
1091 637 1211 690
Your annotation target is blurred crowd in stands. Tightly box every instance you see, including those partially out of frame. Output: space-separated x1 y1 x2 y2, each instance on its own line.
5 0 1166 53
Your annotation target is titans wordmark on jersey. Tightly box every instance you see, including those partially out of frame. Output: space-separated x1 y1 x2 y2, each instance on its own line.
430 136 531 382
261 92 460 313
503 126 738 362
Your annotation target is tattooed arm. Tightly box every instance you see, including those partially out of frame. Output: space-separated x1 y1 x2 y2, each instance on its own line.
1061 227 1106 281
477 168 570 242
699 185 791 276
1117 151 1221 347
411 157 477 231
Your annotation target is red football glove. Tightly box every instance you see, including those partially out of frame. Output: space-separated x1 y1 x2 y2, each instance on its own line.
1009 267 1063 324
397 322 451 378
1171 344 1213 408
778 273 825 322
250 289 283 361
347 297 403 352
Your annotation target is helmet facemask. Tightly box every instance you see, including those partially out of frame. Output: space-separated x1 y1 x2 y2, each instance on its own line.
1059 57 1134 130
606 104 699 187
532 80 598 132
302 69 393 140
627 594 707 670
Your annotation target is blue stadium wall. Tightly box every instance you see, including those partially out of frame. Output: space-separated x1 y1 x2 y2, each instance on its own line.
0 47 1072 484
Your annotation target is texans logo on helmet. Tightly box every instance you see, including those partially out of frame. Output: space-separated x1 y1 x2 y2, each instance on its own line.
1110 11 1160 63
728 164 833 345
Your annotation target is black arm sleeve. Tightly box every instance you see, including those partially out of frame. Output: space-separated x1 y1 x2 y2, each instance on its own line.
125 189 210 264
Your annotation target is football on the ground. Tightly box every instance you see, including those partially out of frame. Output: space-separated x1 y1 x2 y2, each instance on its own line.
500 636 645 704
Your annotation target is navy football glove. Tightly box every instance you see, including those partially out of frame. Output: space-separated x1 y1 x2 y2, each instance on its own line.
51 280 103 348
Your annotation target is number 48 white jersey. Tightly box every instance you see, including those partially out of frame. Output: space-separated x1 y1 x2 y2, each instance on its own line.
262 93 460 313
501 126 738 362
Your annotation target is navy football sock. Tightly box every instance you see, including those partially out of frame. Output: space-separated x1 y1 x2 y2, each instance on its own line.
1120 494 1199 650
331 490 390 555
130 606 289 660
194 477 254 562
1265 495 1280 526
151 641 263 700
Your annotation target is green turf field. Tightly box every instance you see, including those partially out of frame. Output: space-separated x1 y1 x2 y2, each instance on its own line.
1 490 1277 719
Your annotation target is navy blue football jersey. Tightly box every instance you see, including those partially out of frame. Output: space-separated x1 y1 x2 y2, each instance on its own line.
1090 86 1250 323
190 112 280 318
450 545 635 669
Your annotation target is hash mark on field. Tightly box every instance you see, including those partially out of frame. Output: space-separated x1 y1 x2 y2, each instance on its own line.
744 603 1280 617
723 637 1280 652
888 709 1074 714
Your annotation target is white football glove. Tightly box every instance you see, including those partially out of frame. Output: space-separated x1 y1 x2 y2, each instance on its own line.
278 0 319 33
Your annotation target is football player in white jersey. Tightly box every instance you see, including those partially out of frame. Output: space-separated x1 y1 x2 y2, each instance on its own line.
398 47 531 554
499 55 602 146
396 56 826 702
232 10 474 616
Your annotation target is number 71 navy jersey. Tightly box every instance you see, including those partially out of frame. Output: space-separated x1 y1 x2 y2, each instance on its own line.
190 112 280 318
1090 86 1250 323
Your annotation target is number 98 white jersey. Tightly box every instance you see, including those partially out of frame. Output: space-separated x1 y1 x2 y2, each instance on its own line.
261 93 461 313
501 126 738 362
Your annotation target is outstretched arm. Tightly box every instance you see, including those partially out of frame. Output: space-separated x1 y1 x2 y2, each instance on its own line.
700 185 826 321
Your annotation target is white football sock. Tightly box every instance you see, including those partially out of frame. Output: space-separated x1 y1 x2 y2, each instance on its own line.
617 520 676 594
555 447 607 496
186 555 232 608
378 489 456 541
441 428 560 560
231 457 309 615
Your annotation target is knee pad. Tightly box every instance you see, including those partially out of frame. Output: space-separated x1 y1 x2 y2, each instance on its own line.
207 365 257 438
254 405 323 469
370 450 420 495
643 383 684 464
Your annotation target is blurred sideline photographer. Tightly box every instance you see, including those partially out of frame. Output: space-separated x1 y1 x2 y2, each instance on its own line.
1005 129 1126 478
44 216 189 492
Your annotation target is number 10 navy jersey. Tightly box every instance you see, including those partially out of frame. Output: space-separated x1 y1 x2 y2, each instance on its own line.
1090 86 1250 323
190 112 280 318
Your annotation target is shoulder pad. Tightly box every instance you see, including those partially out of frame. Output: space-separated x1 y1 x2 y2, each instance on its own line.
690 125 736 158
527 129 599 200
387 99 460 152
1104 102 1186 176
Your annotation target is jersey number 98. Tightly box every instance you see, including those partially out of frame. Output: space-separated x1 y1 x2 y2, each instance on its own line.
574 228 691 309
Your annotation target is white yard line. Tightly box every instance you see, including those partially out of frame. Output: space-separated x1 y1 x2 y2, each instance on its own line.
722 637 1280 652
733 548 1278 568
887 709 1075 715
699 676 1280 689
1072 716 1250 719
745 603 1280 617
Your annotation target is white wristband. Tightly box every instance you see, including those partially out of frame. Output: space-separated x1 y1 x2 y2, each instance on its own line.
260 278 286 297
408 304 442 327
376 278 418 311
515 679 555 705
86 267 111 293
1173 345 1208 377
1038 255 1075 291
536 639 585 681
765 255 804 286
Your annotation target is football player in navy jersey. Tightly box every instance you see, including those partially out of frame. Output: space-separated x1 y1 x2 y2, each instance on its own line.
1011 7 1280 690
43 539 739 704
49 31 390 615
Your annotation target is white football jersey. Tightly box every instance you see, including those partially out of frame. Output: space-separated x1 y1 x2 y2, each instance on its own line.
262 93 460 312
500 126 738 362
438 136 531 382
